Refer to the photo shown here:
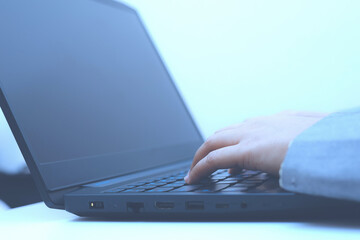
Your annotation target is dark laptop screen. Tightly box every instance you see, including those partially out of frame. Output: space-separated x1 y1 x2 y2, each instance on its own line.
0 0 203 190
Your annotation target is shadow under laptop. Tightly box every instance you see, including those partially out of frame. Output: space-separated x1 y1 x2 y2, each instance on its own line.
71 210 360 225
70 217 360 234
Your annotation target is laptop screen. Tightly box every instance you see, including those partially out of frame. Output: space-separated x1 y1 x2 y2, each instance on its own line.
0 0 203 190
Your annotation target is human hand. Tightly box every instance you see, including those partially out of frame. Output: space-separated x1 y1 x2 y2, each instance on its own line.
184 111 329 184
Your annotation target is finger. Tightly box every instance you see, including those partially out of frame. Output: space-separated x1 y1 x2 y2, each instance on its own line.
186 144 252 184
190 131 240 170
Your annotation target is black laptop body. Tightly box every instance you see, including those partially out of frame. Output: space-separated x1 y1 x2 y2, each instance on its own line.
0 0 357 219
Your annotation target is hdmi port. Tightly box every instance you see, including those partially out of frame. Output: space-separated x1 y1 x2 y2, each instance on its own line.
186 201 204 210
155 201 175 209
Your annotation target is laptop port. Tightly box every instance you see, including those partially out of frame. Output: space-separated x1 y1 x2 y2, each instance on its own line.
89 201 104 209
127 202 144 213
215 203 229 209
186 201 204 210
155 201 175 209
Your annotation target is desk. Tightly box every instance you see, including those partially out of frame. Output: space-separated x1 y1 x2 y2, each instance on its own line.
1 202 359 240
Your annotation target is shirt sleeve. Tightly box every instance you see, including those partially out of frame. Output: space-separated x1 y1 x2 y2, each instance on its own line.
279 107 360 202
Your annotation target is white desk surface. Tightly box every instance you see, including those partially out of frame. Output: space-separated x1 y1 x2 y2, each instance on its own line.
0 202 359 240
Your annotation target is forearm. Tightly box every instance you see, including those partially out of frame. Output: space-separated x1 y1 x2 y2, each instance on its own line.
280 107 360 202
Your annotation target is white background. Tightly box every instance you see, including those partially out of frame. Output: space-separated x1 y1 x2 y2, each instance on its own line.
122 0 360 136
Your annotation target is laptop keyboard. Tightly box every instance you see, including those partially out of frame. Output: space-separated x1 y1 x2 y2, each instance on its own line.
104 169 270 194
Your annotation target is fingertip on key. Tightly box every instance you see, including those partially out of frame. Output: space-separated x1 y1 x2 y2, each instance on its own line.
184 174 190 184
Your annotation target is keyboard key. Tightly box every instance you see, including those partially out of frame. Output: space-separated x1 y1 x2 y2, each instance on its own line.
247 173 269 180
160 175 172 179
213 169 227 174
231 183 252 188
165 182 185 187
144 182 166 187
125 184 141 188
170 185 202 192
198 179 218 185
194 183 230 193
241 180 264 185
147 178 163 182
211 175 227 180
157 179 173 183
175 176 186 181
220 187 248 192
241 173 259 178
218 180 238 184
174 181 186 185
122 189 145 193
133 186 155 191
226 175 245 180
214 172 231 177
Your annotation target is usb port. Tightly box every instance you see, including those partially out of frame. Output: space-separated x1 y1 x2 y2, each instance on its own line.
89 201 104 209
186 201 204 210
155 202 175 209
127 202 144 213
216 203 229 209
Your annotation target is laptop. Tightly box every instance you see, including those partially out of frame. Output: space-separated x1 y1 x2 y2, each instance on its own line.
0 0 357 219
